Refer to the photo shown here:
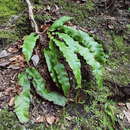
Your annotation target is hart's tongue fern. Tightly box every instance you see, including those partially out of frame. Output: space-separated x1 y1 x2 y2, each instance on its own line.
15 16 106 123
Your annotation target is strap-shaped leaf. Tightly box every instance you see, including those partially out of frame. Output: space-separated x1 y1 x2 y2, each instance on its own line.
76 45 103 88
26 67 67 106
44 48 58 83
22 33 39 62
44 44 70 96
56 32 77 51
15 72 31 123
52 38 81 89
49 16 72 32
59 25 106 63
56 33 103 87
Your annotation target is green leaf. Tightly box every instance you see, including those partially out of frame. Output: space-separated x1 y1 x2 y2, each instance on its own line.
56 32 77 51
26 67 67 106
44 43 70 96
44 48 58 83
56 33 103 88
52 38 81 88
59 25 106 63
15 72 31 123
22 33 39 62
49 16 72 32
76 44 103 88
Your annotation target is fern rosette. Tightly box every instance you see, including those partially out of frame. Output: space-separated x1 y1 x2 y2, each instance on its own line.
15 16 106 123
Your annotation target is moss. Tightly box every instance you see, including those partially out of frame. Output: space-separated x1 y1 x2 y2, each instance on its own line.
32 0 95 27
0 0 25 46
0 109 25 130
35 13 52 24
0 30 18 40
86 0 95 11
15 15 33 38
0 0 25 25
103 32 130 86
113 35 124 50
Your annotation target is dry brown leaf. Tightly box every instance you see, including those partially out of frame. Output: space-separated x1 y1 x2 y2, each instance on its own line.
35 116 45 123
126 103 130 110
117 103 125 107
4 87 14 95
8 97 15 106
9 55 25 68
123 110 130 124
8 47 19 53
45 115 56 125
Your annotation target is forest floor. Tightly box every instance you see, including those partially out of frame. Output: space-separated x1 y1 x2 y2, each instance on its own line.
0 0 130 129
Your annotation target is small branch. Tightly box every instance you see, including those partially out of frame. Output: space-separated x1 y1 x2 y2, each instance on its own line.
25 0 39 33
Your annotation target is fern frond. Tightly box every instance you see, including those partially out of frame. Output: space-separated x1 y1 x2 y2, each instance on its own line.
22 33 39 62
56 32 78 51
56 32 103 87
52 38 81 89
44 48 58 83
59 25 106 63
76 45 103 88
49 16 72 32
44 42 70 96
15 72 31 123
26 67 67 106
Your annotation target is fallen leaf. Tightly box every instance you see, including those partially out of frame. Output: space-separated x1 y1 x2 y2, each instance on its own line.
35 116 45 123
0 61 11 67
7 65 20 70
108 25 114 29
123 110 130 123
8 97 15 106
5 87 14 95
117 103 125 107
40 24 50 32
8 47 19 53
45 115 56 125
126 103 130 110
8 55 25 68
0 50 11 58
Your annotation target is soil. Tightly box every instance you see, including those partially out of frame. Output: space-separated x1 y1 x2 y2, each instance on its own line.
0 0 130 129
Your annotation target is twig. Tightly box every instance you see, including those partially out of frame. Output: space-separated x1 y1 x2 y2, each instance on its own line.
25 0 39 33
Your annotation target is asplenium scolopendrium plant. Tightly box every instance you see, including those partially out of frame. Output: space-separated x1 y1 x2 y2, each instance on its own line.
14 16 106 123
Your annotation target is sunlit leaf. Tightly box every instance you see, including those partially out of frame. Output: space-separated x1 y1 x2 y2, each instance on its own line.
52 38 81 89
44 42 70 96
22 33 39 62
49 16 72 32
15 72 31 123
26 67 67 106
59 25 106 63
56 32 103 88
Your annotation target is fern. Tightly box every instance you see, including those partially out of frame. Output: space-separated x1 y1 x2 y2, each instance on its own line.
56 32 103 87
22 33 39 62
26 67 67 106
15 16 106 123
47 16 105 88
49 16 72 32
52 38 82 89
15 72 31 123
44 42 70 96
59 25 106 63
